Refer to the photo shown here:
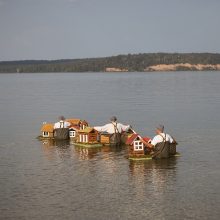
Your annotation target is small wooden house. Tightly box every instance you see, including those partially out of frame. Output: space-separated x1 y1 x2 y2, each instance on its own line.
99 131 134 145
77 127 99 144
126 134 151 158
66 118 88 130
40 123 54 138
100 132 111 145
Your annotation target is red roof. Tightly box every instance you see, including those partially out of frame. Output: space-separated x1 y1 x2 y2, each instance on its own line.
143 137 151 143
126 134 151 145
126 134 138 145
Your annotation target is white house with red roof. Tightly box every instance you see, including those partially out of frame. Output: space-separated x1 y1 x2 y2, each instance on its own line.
126 133 151 157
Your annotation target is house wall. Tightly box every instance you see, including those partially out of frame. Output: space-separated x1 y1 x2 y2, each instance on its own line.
88 133 98 142
129 145 145 156
42 131 54 138
79 134 89 143
100 134 110 144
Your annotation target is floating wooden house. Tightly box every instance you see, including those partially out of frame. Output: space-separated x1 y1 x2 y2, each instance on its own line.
38 118 89 140
77 127 98 143
40 123 54 139
66 118 88 130
99 131 134 145
100 132 111 145
126 134 152 160
75 127 102 147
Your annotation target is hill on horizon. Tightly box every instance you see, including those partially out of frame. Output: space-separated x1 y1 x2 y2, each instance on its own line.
0 52 220 73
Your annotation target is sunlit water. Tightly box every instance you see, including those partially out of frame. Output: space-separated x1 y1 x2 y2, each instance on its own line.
0 72 220 220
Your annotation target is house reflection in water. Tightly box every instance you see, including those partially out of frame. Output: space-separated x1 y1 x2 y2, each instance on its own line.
129 158 178 201
40 139 114 161
41 139 73 160
73 146 102 160
72 144 121 161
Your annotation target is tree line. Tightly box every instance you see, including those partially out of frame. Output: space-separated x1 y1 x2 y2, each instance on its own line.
0 53 220 73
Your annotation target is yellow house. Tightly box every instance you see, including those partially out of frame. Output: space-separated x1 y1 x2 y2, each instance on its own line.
40 123 54 138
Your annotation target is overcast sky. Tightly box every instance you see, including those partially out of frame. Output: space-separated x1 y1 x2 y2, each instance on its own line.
0 0 220 61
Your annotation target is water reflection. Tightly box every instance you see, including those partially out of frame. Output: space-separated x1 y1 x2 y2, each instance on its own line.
73 145 127 161
129 158 178 176
41 139 72 160
41 139 70 148
41 139 128 162
73 146 101 160
129 158 178 199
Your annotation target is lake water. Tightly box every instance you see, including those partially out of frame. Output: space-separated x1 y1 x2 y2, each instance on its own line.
0 71 220 220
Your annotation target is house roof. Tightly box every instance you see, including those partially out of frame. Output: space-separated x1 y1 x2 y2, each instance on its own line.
126 134 139 145
66 118 81 125
78 127 96 134
81 120 89 125
69 125 80 131
66 118 89 126
126 134 151 145
41 123 54 132
143 137 151 143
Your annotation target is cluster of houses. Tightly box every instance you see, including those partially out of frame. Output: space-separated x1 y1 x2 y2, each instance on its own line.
40 118 154 159
40 118 95 142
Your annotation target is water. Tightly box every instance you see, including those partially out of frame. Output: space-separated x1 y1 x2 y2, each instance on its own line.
0 71 220 220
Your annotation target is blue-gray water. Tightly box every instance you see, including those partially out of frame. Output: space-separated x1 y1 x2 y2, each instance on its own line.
0 72 220 220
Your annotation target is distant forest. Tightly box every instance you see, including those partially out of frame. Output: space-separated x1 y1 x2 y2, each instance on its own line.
0 53 220 73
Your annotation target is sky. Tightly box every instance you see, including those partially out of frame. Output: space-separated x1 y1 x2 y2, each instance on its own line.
0 0 220 61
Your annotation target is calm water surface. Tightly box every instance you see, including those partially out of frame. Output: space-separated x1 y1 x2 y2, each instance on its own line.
0 72 220 220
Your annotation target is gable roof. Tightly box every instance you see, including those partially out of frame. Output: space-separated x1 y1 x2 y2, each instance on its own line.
66 118 81 125
69 125 80 131
66 118 89 126
126 134 151 145
41 123 54 133
126 134 139 145
81 120 89 125
143 137 151 143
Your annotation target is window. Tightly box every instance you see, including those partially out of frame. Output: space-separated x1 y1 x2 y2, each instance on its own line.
43 131 49 137
69 130 76 137
83 134 88 143
134 141 143 151
80 134 88 143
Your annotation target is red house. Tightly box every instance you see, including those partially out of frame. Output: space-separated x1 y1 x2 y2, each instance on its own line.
126 134 151 158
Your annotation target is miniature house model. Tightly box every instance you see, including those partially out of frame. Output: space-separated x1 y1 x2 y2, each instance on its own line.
40 123 54 138
100 132 111 145
39 118 89 140
99 130 134 145
77 127 98 144
126 134 151 157
67 118 89 142
66 119 88 130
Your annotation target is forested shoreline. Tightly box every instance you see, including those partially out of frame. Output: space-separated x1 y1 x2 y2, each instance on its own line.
0 53 220 73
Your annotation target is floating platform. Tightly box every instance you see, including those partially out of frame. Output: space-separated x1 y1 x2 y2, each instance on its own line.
73 142 103 148
129 155 153 161
129 153 180 161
